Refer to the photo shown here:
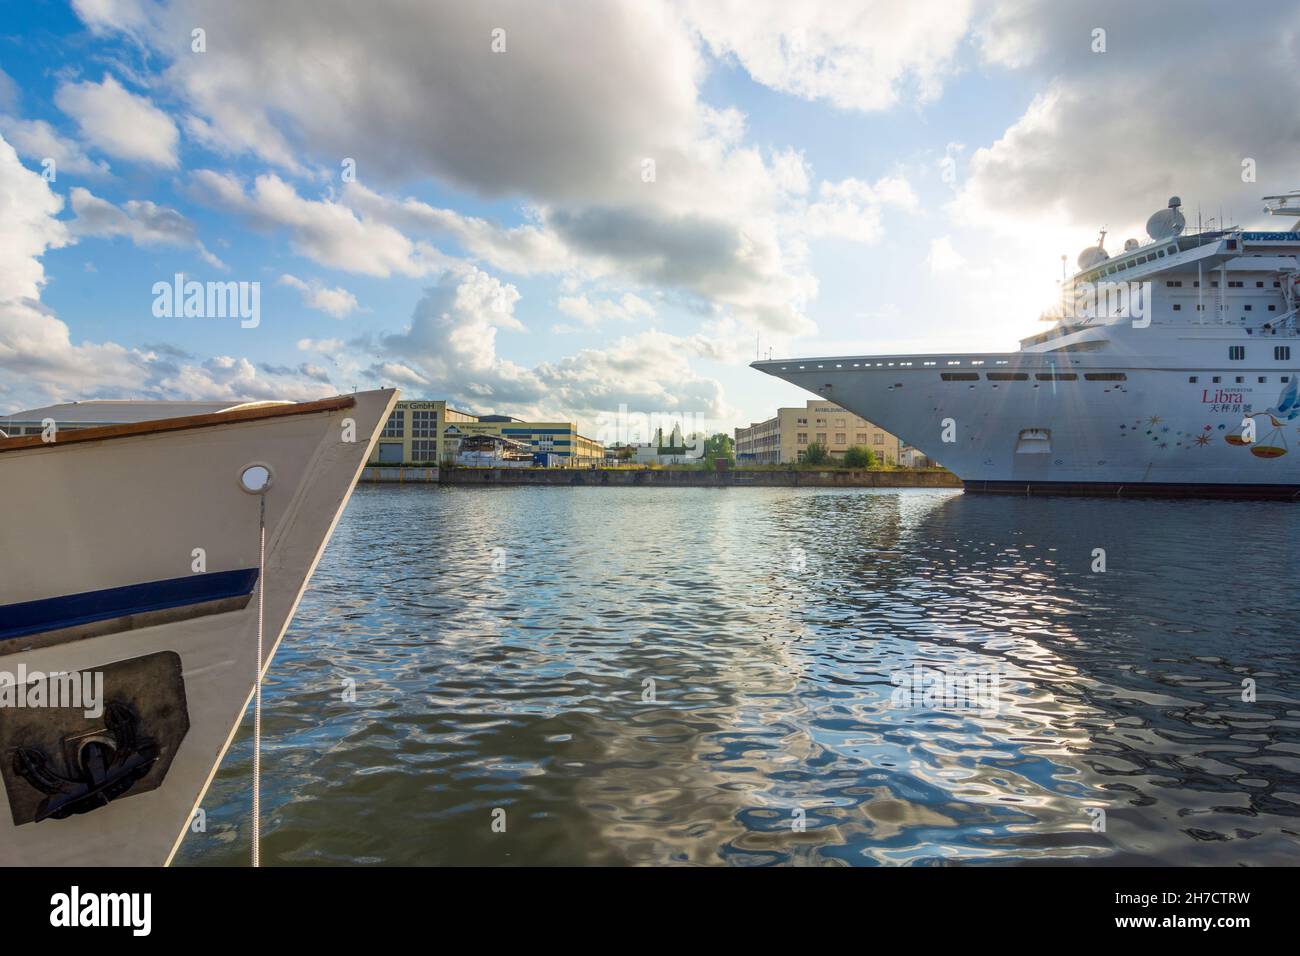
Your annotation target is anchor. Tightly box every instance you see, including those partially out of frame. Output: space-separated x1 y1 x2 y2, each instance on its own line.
11 701 160 822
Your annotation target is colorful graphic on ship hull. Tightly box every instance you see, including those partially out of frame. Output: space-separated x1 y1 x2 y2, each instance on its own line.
1116 374 1300 460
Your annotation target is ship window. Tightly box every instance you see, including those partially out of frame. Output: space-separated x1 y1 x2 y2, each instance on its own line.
1257 281 1265 287
1211 281 1219 288
1269 305 1277 311
1235 376 1245 384
1173 304 1182 311
1084 373 1127 381
1194 281 1200 287
1229 281 1244 288
940 372 979 381
1245 305 1253 311
1259 377 1268 383
986 372 1028 381
1166 280 1182 287
1229 346 1245 360
1035 373 1078 381
1274 281 1282 288
1188 376 1198 383
1212 376 1221 383
1276 347 1291 360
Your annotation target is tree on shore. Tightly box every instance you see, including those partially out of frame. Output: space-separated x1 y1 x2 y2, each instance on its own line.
701 433 734 462
802 442 829 465
843 445 877 468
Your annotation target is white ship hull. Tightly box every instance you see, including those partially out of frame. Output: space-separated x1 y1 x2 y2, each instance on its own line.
755 349 1300 497
0 388 397 865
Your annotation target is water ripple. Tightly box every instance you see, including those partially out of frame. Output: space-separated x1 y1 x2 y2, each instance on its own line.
176 486 1300 866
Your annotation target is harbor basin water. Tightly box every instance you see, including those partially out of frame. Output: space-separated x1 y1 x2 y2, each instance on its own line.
177 485 1300 866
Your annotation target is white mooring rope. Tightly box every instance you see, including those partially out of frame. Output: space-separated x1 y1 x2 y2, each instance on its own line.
252 495 265 867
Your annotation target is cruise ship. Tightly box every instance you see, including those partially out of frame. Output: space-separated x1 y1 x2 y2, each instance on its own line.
754 193 1300 497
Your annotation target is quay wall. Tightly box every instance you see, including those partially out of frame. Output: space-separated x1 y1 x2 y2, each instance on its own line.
434 468 960 488
359 466 440 483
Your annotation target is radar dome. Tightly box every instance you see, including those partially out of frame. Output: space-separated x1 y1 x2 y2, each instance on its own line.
1124 238 1139 251
1077 246 1109 270
1146 197 1186 240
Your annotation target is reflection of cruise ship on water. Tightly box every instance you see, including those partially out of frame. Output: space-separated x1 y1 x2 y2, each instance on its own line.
755 192 1300 497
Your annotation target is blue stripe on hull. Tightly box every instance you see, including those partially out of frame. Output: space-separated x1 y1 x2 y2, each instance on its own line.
0 568 259 641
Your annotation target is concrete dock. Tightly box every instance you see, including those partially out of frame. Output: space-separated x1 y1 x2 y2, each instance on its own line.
360 466 960 488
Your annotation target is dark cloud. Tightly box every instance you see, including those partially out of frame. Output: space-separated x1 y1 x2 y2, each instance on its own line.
962 0 1300 233
86 0 701 202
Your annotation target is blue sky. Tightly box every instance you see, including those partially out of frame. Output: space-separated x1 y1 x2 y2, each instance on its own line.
2 0 1297 436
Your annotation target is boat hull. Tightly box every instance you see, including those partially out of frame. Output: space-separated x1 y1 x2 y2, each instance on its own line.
754 357 1300 497
0 389 397 865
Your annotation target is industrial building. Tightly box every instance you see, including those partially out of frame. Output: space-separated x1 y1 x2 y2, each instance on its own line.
734 400 904 465
455 434 536 467
369 400 603 466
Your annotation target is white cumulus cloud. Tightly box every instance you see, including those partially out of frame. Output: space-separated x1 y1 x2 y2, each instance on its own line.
69 187 224 267
278 273 359 318
0 117 111 177
54 75 179 169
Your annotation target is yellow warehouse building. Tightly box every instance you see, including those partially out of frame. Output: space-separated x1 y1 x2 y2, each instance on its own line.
734 400 903 465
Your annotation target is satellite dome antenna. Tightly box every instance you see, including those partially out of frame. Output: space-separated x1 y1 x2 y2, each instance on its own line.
1076 227 1110 270
1146 196 1186 241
